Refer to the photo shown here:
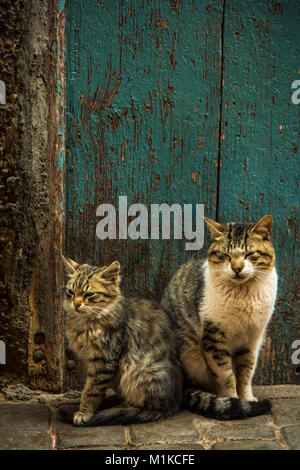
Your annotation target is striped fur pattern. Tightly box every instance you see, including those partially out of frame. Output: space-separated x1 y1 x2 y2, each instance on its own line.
161 215 277 420
62 257 182 426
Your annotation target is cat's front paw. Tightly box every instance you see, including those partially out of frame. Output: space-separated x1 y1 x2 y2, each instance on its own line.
249 396 258 402
73 410 93 425
240 394 258 402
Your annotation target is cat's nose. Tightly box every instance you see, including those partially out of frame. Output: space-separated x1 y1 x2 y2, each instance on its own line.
232 265 243 275
74 301 82 311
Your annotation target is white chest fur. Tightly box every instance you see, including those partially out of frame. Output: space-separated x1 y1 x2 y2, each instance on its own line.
200 264 278 348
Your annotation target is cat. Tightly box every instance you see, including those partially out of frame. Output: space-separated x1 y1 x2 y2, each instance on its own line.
60 257 182 426
161 215 276 419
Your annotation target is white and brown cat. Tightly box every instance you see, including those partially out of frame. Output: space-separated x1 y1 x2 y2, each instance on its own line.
161 215 277 419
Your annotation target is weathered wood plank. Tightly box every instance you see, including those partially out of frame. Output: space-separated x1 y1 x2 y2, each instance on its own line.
65 0 223 388
27 0 66 392
218 0 300 384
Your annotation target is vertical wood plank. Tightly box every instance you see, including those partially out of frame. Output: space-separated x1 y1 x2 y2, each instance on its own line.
65 0 223 388
218 0 300 384
27 0 66 392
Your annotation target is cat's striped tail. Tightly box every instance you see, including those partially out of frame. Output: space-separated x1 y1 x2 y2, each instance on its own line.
184 389 272 420
58 405 174 426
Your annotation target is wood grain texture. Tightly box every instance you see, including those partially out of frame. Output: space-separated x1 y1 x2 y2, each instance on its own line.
218 0 300 384
65 0 222 388
65 0 299 387
27 0 66 392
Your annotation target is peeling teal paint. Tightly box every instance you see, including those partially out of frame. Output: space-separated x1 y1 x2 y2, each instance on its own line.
218 0 300 384
66 0 222 295
58 0 66 220
65 0 300 384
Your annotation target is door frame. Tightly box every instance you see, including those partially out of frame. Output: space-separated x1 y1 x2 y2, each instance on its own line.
27 0 66 392
30 0 300 391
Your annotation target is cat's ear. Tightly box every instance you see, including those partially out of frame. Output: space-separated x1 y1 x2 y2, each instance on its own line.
101 261 120 282
62 255 80 276
205 218 227 240
250 215 273 240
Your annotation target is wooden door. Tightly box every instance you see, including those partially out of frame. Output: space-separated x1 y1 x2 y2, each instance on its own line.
64 0 300 388
217 0 300 384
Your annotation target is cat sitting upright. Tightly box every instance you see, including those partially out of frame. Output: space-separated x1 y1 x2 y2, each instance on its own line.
61 257 182 426
161 215 276 419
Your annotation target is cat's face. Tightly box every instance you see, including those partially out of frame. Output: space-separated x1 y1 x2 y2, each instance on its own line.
205 215 275 284
62 258 120 314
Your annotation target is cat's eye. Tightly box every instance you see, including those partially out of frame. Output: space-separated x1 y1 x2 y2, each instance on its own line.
209 250 230 261
84 291 111 302
66 288 75 297
245 251 259 259
217 253 230 261
85 292 96 299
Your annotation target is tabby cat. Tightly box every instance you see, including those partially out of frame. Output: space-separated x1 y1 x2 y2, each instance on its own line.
161 215 277 419
60 257 182 426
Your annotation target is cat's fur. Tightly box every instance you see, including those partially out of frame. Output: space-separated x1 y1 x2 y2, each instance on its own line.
161 215 276 419
61 258 182 426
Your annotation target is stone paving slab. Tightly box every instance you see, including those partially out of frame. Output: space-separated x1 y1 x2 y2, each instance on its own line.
55 419 127 449
0 404 52 450
270 398 300 426
0 403 51 429
280 425 300 450
193 412 268 429
129 411 198 446
196 421 275 441
0 386 299 450
211 440 284 450
0 430 53 450
136 443 204 450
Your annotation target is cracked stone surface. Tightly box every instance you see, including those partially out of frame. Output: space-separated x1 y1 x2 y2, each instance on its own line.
0 385 299 450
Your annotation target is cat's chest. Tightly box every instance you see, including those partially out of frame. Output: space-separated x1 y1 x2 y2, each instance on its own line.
200 271 277 332
66 321 102 360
